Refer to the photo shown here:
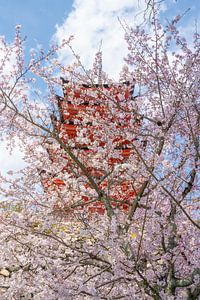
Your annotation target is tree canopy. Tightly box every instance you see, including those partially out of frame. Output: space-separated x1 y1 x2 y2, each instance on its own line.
0 1 199 299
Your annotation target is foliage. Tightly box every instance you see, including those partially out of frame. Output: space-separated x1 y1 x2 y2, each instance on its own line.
0 1 199 299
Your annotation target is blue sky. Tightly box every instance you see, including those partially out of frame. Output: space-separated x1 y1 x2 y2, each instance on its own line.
0 0 145 76
0 0 73 48
0 0 199 177
0 0 199 74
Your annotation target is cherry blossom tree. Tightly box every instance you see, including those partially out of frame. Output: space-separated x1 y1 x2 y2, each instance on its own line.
0 1 199 299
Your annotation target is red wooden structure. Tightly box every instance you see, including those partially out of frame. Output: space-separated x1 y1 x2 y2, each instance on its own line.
43 80 141 214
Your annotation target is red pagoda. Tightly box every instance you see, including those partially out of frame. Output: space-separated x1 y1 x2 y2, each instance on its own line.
42 78 142 215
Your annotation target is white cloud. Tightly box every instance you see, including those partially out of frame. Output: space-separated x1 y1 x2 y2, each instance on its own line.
0 37 17 78
53 0 146 80
0 38 26 177
0 140 26 175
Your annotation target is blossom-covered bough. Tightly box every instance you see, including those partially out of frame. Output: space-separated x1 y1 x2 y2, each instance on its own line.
0 1 199 299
